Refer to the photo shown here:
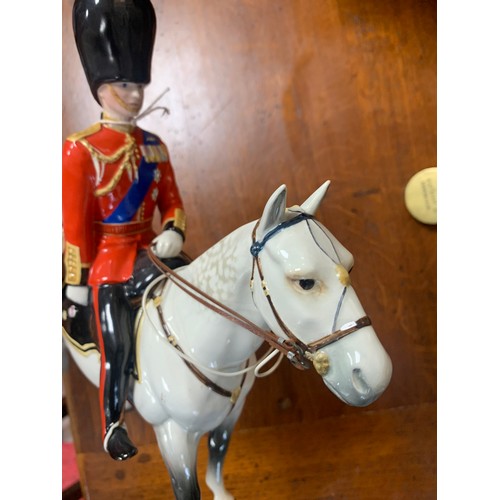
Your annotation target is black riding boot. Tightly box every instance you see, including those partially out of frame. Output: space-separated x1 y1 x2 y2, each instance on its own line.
96 284 138 461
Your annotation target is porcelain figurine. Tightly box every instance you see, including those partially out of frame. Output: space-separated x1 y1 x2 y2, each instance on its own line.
63 178 393 499
62 0 187 461
63 1 392 498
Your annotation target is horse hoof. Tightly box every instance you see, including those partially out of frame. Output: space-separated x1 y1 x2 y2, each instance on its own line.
107 427 138 461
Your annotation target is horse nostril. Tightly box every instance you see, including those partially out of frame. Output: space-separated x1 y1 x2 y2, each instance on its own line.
352 368 370 396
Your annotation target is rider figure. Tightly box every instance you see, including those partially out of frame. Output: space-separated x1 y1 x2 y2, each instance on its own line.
63 0 186 460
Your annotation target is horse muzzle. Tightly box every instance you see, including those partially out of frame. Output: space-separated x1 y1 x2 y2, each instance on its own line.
319 328 393 407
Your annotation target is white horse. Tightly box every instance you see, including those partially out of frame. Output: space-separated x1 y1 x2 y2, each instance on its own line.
63 181 392 499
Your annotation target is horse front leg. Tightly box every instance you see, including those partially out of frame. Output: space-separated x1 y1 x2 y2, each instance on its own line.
205 396 246 500
153 419 202 500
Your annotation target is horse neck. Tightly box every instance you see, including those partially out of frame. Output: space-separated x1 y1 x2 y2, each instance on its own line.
187 222 258 318
162 222 266 368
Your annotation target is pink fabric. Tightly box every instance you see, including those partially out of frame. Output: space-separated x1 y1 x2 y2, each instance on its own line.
62 442 80 491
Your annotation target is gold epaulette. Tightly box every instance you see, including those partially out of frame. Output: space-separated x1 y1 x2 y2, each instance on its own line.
66 123 102 143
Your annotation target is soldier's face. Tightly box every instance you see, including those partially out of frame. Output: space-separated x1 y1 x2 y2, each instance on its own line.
98 82 145 121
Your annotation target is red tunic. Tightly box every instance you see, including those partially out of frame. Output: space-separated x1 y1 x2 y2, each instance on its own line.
62 123 185 287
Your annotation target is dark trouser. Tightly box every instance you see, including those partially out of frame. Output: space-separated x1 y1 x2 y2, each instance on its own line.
94 250 187 440
95 284 135 438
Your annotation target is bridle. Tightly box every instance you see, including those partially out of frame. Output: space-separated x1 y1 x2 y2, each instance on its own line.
249 212 371 374
147 212 371 376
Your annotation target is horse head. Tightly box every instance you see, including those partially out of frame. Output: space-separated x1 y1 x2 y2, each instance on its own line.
251 181 392 406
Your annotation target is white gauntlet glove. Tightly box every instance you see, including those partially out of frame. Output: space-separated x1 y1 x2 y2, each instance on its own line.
152 230 184 258
65 285 90 306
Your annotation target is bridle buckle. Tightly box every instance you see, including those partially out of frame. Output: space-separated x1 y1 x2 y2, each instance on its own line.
287 352 312 370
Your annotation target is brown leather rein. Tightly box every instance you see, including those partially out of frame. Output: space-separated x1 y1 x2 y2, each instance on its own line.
146 213 371 374
147 246 305 367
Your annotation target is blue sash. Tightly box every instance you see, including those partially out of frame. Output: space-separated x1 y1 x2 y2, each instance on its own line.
103 132 158 224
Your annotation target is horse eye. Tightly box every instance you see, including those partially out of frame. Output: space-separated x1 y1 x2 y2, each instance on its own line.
299 279 315 290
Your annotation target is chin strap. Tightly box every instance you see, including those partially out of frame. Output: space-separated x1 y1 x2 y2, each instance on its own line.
98 86 171 128
134 86 171 123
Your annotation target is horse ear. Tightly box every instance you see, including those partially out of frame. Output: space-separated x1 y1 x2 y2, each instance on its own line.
256 184 287 239
300 180 331 215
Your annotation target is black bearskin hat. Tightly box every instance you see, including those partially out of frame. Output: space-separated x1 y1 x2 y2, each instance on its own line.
72 0 157 103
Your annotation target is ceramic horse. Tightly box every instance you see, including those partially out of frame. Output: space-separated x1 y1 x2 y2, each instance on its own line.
63 181 392 499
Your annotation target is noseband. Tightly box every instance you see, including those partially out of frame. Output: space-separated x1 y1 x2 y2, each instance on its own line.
250 212 371 374
147 213 371 377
